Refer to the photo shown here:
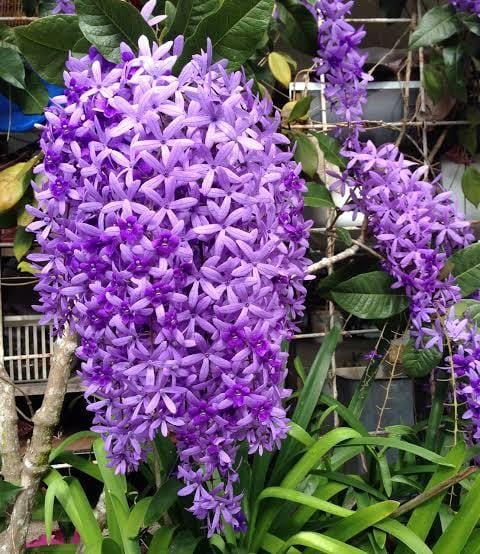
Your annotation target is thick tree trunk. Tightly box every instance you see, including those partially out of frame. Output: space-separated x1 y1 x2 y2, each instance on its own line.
0 329 77 554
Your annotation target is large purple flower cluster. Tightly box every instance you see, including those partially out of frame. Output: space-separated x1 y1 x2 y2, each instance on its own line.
449 0 480 15
29 37 310 534
312 0 473 349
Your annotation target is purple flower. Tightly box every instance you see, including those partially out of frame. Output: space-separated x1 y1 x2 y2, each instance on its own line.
51 0 75 14
449 0 480 15
29 36 310 536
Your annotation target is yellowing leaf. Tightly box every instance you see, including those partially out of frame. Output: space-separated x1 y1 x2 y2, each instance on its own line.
0 156 38 215
268 52 292 88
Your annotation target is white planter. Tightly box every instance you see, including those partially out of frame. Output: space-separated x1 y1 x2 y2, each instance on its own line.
441 157 480 221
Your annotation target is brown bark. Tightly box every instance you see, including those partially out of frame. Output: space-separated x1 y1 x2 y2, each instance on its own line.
0 329 77 554
0 364 21 484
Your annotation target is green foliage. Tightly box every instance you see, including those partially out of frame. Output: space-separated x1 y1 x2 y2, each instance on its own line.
175 0 274 70
276 0 318 55
331 271 409 320
286 96 313 122
0 46 26 89
304 182 335 208
76 0 156 62
165 0 220 41
293 133 318 177
409 6 461 49
402 341 443 378
462 166 480 208
312 132 347 169
448 241 480 297
14 16 83 86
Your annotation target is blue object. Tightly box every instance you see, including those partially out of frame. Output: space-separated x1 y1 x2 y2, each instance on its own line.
0 82 64 133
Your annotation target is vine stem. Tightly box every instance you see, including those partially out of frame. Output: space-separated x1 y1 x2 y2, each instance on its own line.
0 328 77 554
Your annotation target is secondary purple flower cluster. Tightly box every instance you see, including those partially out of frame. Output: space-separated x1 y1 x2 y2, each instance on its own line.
313 0 473 349
449 0 480 15
52 0 75 14
29 37 310 535
444 311 480 438
341 142 473 349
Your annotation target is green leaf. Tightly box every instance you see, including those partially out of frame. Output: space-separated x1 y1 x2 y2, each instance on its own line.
154 435 177 477
449 242 480 297
17 261 38 274
344 437 454 467
293 133 318 178
402 341 443 378
312 471 386 500
332 271 409 320
276 0 317 55
75 0 156 63
167 530 201 554
126 497 152 539
336 227 353 247
4 69 49 115
423 64 444 104
149 527 177 553
287 96 313 122
101 539 122 554
13 227 33 262
144 479 182 525
304 182 335 208
409 6 461 49
49 430 98 462
458 126 477 157
0 46 25 89
327 501 399 542
464 529 480 554
268 51 292 88
93 439 128 512
312 132 347 169
14 16 83 86
443 45 466 101
270 327 341 483
433 473 480 553
176 0 274 70
278 531 366 554
462 166 480 208
165 0 220 40
53 452 102 481
0 480 21 513
461 13 480 36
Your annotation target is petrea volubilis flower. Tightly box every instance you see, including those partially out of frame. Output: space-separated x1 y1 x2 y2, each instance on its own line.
52 0 75 14
29 37 310 535
449 0 480 16
312 0 474 349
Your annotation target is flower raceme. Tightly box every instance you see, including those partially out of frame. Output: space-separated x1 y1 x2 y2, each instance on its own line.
312 0 473 350
29 37 311 535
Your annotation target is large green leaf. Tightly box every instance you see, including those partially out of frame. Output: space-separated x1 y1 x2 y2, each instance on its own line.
13 227 33 262
448 242 480 297
304 181 335 208
276 0 318 55
0 480 21 513
0 46 25 89
167 530 201 554
294 133 318 178
76 0 156 63
270 327 340 483
331 271 408 319
166 0 220 40
14 16 82 86
443 45 466 101
0 70 49 115
279 531 365 554
326 501 399 542
0 158 37 215
176 0 274 69
402 341 443 378
433 472 480 553
126 497 152 539
149 527 177 553
409 6 461 49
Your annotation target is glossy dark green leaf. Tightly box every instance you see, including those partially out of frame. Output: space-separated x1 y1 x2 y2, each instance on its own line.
443 45 466 101
458 126 477 157
332 271 408 320
0 46 25 89
336 227 353 247
312 132 347 169
449 240 480 297
165 0 220 40
304 182 334 208
409 6 461 49
402 340 443 378
76 0 156 62
176 0 274 70
423 64 444 104
149 527 177 553
145 479 182 525
14 16 83 86
101 538 122 554
168 530 201 554
0 480 21 512
462 13 480 36
293 133 318 178
2 70 49 115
